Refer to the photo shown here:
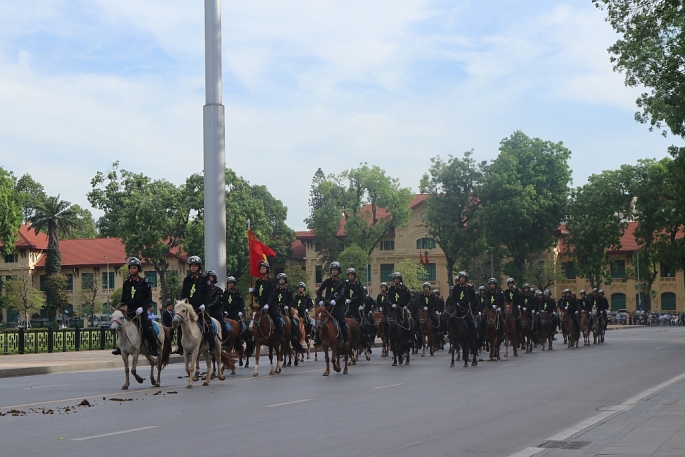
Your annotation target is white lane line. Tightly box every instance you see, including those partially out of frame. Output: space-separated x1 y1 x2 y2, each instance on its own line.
23 384 71 390
500 363 516 367
374 383 405 389
507 447 545 457
72 426 159 441
656 347 664 349
547 370 685 441
449 372 471 376
264 399 312 408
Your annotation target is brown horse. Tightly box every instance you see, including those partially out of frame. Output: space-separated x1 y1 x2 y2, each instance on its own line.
315 306 350 375
346 318 363 365
484 307 501 361
538 310 553 350
564 313 579 348
248 305 293 377
503 303 519 358
373 311 389 357
418 308 435 357
580 310 590 346
520 309 534 353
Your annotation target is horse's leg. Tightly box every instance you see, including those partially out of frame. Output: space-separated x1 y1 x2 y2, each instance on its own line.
253 339 260 377
450 341 455 368
268 345 275 376
121 353 130 390
463 338 468 368
149 355 156 386
504 335 509 358
275 343 283 375
322 344 330 376
513 334 518 357
184 348 193 388
131 352 144 383
216 340 226 381
343 342 349 375
202 349 212 386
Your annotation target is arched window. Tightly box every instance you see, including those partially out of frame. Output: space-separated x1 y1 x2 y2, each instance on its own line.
416 238 436 250
661 292 676 311
611 293 626 311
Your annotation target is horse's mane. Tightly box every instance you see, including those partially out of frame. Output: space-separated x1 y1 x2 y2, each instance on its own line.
315 306 331 318
114 302 127 312
174 300 198 322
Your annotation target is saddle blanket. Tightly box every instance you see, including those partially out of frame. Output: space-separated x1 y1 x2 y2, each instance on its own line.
152 321 161 336
198 320 218 334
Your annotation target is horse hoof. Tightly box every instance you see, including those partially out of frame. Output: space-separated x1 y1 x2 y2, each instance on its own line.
269 370 275 376
343 369 348 374
253 372 258 377
392 362 397 366
192 376 198 382
122 385 129 390
294 360 299 366
219 375 225 381
322 371 329 376
334 366 341 373
463 363 468 368
421 354 425 357
450 363 455 368
239 361 244 367
202 381 209 387
472 362 478 367
155 382 160 387
366 355 370 361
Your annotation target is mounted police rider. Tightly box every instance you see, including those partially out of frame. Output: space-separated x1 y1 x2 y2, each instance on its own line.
521 284 538 335
449 272 478 342
222 276 244 347
250 261 280 340
420 282 439 329
503 278 522 338
343 268 365 323
267 272 293 343
387 272 411 341
204 269 223 353
112 257 159 357
316 262 349 346
485 278 505 342
294 282 313 341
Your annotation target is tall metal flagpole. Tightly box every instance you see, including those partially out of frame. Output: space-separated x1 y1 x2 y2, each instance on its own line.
203 0 226 287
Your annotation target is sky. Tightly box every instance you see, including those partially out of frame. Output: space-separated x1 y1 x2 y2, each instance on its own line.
0 0 681 231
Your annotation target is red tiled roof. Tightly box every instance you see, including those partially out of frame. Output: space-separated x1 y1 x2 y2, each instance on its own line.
296 194 429 240
0 225 49 250
290 240 306 260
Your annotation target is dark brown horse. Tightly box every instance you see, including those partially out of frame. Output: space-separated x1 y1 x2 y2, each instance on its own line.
503 303 519 358
484 307 501 361
564 313 579 348
580 310 590 346
538 310 553 350
444 307 478 368
248 304 293 377
373 311 389 357
418 308 435 357
315 306 350 375
386 305 411 366
520 309 534 353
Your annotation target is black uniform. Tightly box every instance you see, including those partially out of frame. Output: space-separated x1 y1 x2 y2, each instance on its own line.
254 276 275 308
342 280 365 321
181 273 207 309
377 293 389 313
122 275 158 353
294 292 313 321
317 277 348 344
204 283 223 350
522 292 538 333
223 287 244 322
559 297 581 332
486 287 505 339
268 284 293 342
387 283 411 338
419 293 438 327
450 283 478 338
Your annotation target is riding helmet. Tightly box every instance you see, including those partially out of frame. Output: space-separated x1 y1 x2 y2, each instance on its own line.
479 285 486 292
592 288 599 293
259 260 271 272
226 276 237 284
346 267 357 277
187 255 202 266
457 271 468 281
363 287 368 293
598 289 604 295
563 288 571 295
206 269 217 278
523 283 531 290
126 257 142 268
276 272 288 283
392 272 403 281
488 278 498 285
506 278 515 285
380 282 388 289
544 289 551 296
409 289 416 295
433 289 440 295
297 281 306 289
579 289 586 295
329 261 341 272
422 282 431 289
535 290 543 296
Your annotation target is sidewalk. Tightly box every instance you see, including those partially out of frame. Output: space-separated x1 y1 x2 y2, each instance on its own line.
530 373 685 457
0 351 185 378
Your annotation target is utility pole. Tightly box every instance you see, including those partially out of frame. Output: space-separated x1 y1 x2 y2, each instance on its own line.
104 255 110 320
203 0 227 287
636 248 642 311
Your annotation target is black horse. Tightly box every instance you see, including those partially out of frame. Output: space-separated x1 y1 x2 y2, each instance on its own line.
386 305 412 366
444 306 478 368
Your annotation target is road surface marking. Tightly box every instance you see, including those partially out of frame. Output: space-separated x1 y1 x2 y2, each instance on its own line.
23 384 70 390
264 399 312 408
449 372 471 376
656 347 664 349
72 426 159 441
547 370 685 441
374 383 405 389
500 363 516 367
507 447 544 457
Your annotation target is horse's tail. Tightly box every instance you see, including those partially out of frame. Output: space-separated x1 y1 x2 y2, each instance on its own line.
161 326 173 368
220 350 236 372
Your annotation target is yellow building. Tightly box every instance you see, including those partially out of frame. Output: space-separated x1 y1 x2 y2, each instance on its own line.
1 225 188 324
555 222 683 313
294 195 453 298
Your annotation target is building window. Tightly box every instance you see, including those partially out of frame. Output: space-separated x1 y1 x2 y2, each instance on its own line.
315 266 323 284
420 263 437 282
611 260 625 279
4 254 17 263
366 264 371 283
416 238 436 250
661 263 673 278
145 271 158 288
65 274 73 291
39 275 47 291
661 292 676 311
380 264 394 282
563 262 576 280
102 272 115 290
81 273 95 290
380 240 394 251
315 241 322 252
611 293 626 311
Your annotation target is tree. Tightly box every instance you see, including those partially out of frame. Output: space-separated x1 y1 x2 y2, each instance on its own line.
44 274 69 322
0 167 22 256
88 164 195 308
395 258 428 292
478 131 572 283
283 261 311 293
64 205 98 239
420 151 485 286
594 0 685 139
565 170 630 289
305 168 345 266
78 272 102 325
4 267 45 326
29 195 78 320
337 244 370 284
14 173 46 223
165 271 183 305
654 152 685 287
306 164 412 259
523 251 565 292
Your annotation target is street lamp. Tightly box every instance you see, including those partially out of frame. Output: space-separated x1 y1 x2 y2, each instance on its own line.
104 255 110 320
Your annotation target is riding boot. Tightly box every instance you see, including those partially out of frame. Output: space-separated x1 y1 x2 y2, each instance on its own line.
340 320 350 346
144 329 160 357
112 347 121 355
274 318 284 343
206 328 216 355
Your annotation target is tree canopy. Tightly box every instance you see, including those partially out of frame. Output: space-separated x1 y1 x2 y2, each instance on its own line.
0 167 22 256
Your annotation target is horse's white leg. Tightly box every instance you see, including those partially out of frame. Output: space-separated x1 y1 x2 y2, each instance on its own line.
216 340 226 381
122 353 130 390
187 348 199 388
253 341 260 377
131 352 144 383
203 349 211 386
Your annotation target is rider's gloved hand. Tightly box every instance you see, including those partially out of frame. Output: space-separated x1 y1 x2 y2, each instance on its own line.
238 312 243 317
358 306 364 311
392 304 397 308
199 304 205 311
346 299 351 305
424 307 428 311
318 301 324 306
248 288 254 293
330 300 336 306
305 309 309 313
284 306 289 311
263 304 269 310
136 307 143 315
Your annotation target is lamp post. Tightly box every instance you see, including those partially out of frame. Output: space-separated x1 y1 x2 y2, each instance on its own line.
203 0 227 287
104 255 110 320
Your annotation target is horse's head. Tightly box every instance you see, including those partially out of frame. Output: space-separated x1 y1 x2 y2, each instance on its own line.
386 305 399 327
172 300 194 329
486 306 498 327
539 310 549 324
504 303 513 315
373 310 382 325
248 304 262 331
109 309 126 333
418 307 428 322
315 306 331 329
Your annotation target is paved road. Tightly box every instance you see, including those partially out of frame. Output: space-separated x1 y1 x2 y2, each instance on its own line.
1 327 684 457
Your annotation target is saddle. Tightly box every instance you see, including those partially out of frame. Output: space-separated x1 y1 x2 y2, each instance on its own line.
197 320 219 334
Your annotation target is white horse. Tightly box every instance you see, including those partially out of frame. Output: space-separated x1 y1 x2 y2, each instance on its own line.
172 300 233 388
110 307 171 390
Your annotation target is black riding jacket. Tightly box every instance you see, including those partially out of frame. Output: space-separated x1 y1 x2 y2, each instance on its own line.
316 277 345 303
294 293 313 320
205 284 224 319
269 285 294 312
182 273 207 309
121 276 152 317
408 295 419 315
364 295 376 315
477 293 488 313
485 288 505 309
451 283 476 313
503 287 521 306
377 293 389 313
521 293 537 312
542 297 557 313
388 283 411 309
559 298 580 315
419 293 436 314
254 276 275 307
434 296 445 313
342 280 365 315
222 287 244 321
